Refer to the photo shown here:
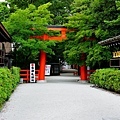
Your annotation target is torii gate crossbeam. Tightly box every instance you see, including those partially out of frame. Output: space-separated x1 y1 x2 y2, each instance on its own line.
31 25 88 81
31 25 68 81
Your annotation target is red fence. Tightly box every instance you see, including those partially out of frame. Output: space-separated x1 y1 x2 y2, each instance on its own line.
20 70 39 82
20 69 95 82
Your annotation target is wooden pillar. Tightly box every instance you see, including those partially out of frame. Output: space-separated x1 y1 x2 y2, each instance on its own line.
80 65 87 80
39 50 46 80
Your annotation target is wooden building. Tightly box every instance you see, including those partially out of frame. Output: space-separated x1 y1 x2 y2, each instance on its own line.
98 35 120 68
0 22 12 68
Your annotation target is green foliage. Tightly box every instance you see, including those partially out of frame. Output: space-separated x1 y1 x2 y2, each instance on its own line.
90 0 119 39
63 31 83 65
0 67 20 108
0 2 10 22
3 3 56 68
6 0 73 25
64 0 119 67
10 67 20 89
104 0 120 37
64 45 82 65
86 44 112 67
47 41 66 63
90 68 120 93
4 3 53 37
3 0 73 64
49 0 73 24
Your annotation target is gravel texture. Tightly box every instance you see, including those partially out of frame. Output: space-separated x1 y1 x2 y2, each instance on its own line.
0 73 120 120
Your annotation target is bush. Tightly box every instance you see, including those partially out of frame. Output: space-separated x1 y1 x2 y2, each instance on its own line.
0 67 20 108
90 68 120 93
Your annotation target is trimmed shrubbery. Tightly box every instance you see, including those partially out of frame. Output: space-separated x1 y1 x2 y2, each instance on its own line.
90 68 120 93
0 67 20 108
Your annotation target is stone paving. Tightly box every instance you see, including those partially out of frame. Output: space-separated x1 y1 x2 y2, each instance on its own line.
0 73 120 120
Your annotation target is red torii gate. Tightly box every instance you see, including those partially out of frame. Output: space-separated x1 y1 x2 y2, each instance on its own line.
30 25 87 81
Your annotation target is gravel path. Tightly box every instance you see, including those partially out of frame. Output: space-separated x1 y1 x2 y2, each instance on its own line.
0 74 120 120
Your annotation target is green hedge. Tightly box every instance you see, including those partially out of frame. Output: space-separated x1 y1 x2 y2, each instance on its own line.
90 68 120 93
0 67 20 108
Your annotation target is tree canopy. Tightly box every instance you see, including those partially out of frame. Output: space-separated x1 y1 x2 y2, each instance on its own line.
6 0 73 25
3 3 56 68
0 2 10 21
2 0 73 64
1 0 120 69
64 0 120 68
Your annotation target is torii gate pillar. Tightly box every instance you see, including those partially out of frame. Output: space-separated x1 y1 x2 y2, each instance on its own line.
38 34 48 81
80 65 87 80
39 50 46 81
79 53 87 81
34 26 67 81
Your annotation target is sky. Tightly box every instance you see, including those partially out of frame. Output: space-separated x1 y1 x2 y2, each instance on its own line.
0 0 6 2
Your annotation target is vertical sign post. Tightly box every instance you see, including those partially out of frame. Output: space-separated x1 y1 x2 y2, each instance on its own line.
30 63 35 83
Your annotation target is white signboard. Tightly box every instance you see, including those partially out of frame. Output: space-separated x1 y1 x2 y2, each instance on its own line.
45 65 51 75
30 63 35 83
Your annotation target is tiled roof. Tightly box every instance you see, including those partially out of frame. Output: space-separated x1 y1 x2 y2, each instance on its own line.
0 22 12 42
98 35 120 45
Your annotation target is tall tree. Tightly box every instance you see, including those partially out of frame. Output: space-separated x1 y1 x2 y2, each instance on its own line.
104 0 120 37
3 3 56 68
5 0 73 64
6 0 73 25
64 0 119 68
90 0 119 39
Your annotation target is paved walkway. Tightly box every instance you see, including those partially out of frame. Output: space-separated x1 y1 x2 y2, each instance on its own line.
0 73 120 120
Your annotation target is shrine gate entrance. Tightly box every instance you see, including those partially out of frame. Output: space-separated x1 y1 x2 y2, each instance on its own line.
20 25 94 82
